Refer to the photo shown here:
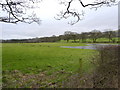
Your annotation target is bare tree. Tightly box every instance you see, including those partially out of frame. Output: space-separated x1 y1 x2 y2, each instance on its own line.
89 30 101 43
0 0 41 24
56 0 118 25
70 32 78 42
104 30 117 43
63 31 72 42
80 32 88 43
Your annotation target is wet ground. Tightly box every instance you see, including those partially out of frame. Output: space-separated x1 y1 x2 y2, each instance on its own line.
61 44 119 50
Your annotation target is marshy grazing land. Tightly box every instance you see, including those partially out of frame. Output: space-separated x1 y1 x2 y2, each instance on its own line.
2 29 120 88
2 43 95 88
2 41 119 88
1 0 119 88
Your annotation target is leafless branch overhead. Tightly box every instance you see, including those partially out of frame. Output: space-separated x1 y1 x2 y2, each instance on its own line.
56 0 118 25
0 0 41 24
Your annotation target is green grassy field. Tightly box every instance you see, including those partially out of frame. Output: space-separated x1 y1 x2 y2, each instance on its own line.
2 42 97 88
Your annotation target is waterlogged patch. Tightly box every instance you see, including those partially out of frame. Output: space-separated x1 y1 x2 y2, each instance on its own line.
61 46 96 50
61 44 120 50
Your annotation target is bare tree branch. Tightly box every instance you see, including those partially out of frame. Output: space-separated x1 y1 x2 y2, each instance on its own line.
0 0 41 24
56 0 118 25
0 0 119 25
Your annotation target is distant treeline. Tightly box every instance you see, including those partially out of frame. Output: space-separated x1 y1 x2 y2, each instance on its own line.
2 30 120 43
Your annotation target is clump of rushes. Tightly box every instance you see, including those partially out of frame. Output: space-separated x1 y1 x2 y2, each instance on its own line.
92 45 119 88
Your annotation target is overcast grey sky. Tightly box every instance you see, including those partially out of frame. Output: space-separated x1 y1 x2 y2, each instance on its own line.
1 0 118 40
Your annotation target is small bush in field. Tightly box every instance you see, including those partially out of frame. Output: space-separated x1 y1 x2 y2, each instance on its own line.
92 45 119 88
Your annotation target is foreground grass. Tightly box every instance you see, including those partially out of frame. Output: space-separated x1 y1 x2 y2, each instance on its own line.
2 43 96 88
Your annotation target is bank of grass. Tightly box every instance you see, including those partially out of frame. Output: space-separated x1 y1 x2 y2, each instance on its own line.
2 42 96 88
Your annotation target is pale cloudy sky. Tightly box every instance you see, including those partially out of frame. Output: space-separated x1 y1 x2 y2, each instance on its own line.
1 0 119 39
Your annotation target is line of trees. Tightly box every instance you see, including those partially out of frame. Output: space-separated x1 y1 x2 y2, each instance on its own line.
2 29 119 43
61 30 119 43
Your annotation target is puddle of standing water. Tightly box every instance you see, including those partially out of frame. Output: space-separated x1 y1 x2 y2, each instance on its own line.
61 44 119 50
